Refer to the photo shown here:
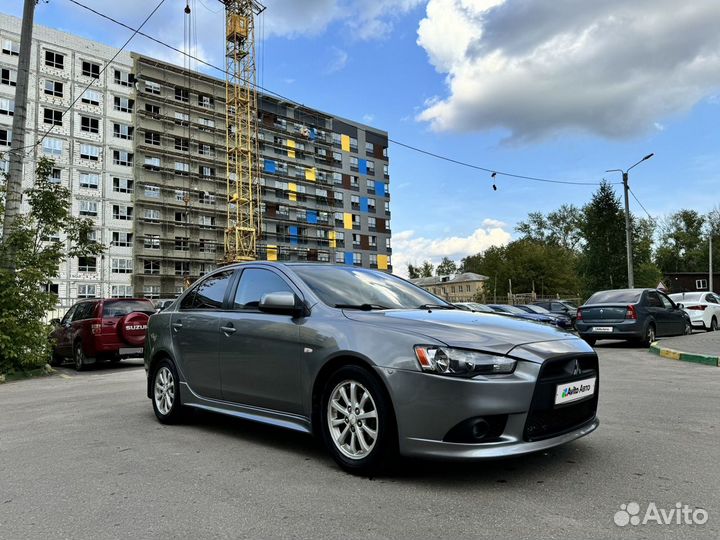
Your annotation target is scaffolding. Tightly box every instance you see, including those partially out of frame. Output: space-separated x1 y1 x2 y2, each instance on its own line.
222 0 264 262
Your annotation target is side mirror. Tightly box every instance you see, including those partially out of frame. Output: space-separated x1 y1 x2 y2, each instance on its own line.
49 318 61 326
677 303 684 309
258 291 306 317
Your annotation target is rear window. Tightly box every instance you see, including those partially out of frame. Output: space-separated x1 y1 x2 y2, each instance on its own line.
586 290 642 304
102 300 155 317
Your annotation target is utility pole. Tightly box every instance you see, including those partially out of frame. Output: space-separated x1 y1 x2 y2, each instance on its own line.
710 235 714 293
1 0 36 271
622 172 634 289
607 153 654 289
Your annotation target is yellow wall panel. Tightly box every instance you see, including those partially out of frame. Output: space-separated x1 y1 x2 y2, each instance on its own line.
328 230 336 248
341 134 350 152
289 182 297 192
266 245 278 261
378 255 388 270
305 167 316 181
343 213 353 230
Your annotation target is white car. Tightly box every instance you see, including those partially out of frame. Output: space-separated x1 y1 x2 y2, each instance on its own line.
669 292 720 331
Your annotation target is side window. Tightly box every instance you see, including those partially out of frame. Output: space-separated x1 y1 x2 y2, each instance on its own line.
706 294 718 304
72 302 92 321
233 268 293 310
181 270 234 310
61 305 77 324
646 292 662 308
658 294 673 309
551 302 564 311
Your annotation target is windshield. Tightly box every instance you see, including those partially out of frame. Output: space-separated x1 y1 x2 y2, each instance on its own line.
102 300 156 317
469 303 493 312
501 305 527 314
291 266 451 310
586 290 642 305
526 305 550 314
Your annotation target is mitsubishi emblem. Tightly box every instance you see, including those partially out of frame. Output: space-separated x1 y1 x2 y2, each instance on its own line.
572 359 581 376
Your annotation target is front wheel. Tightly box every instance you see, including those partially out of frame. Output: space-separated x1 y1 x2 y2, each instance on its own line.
73 342 88 371
683 321 692 335
320 365 396 476
707 317 717 332
641 324 656 347
152 360 184 424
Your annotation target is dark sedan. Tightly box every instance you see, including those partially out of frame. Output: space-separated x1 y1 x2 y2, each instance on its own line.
516 304 574 329
576 288 691 346
487 304 557 325
145 263 599 475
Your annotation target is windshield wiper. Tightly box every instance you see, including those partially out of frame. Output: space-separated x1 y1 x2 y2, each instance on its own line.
334 303 390 311
416 303 455 310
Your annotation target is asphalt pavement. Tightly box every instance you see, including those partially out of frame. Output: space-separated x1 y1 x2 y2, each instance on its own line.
0 345 718 540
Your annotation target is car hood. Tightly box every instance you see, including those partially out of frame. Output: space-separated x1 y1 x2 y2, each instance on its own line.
342 309 586 359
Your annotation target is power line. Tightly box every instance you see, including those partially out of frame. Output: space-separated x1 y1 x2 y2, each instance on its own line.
58 0 614 188
629 187 654 220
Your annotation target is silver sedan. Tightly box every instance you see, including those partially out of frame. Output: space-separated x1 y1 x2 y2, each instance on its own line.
145 263 599 475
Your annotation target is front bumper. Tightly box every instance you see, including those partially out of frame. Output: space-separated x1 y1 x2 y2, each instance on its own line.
377 354 599 460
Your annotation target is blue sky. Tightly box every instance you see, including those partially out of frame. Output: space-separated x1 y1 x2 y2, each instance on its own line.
6 0 720 274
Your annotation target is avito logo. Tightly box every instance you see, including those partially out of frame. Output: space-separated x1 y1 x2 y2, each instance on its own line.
562 383 591 398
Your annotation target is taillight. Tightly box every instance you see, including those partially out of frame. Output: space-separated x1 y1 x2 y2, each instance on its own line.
625 305 637 320
91 323 102 335
576 308 583 321
686 305 706 311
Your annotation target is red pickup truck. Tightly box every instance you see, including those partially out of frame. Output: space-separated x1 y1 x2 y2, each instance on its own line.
50 298 156 370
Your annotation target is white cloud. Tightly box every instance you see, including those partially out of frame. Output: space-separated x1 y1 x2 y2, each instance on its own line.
362 113 376 124
325 46 349 74
391 222 512 277
416 0 720 142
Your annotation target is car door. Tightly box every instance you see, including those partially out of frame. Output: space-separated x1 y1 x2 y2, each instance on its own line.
170 269 236 400
644 291 668 336
704 294 720 328
54 305 78 356
218 267 304 414
658 292 684 335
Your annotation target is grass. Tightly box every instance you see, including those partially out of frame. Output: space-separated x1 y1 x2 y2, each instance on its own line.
1 365 56 384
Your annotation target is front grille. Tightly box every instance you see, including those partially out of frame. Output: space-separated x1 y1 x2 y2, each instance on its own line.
523 353 599 442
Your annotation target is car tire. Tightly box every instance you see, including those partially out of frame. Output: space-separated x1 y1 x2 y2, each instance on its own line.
708 317 718 332
582 337 596 346
684 320 692 335
641 323 656 347
151 359 184 424
320 365 397 476
73 342 88 371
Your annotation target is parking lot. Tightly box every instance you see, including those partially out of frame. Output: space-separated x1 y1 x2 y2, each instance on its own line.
1 344 718 540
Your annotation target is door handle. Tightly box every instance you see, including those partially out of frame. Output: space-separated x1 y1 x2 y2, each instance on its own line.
172 321 183 332
220 324 236 335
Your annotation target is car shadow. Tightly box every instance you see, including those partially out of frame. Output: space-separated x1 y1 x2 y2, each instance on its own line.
56 357 145 373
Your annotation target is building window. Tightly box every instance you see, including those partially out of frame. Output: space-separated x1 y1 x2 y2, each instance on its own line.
383 164 389 177
352 234 361 247
696 279 708 290
78 284 97 299
367 160 375 175
80 116 99 134
368 217 376 230
198 117 215 130
353 253 362 266
351 195 360 209
198 94 214 108
145 132 161 146
43 108 63 126
44 79 63 97
174 112 190 125
113 123 133 140
79 144 100 161
199 143 215 157
114 69 132 86
175 86 189 102
114 96 134 113
50 168 61 184
112 231 133 247
81 61 100 78
367 179 375 193
143 285 160 299
350 176 359 189
144 156 161 169
369 254 378 267
144 260 160 275
144 235 160 249
174 162 189 175
78 256 97 272
111 285 133 298
145 80 161 95
335 251 344 263
385 237 391 249
79 200 98 217
349 156 358 171
112 205 133 220
0 98 14 116
175 237 189 251
200 165 215 177
199 215 215 227
144 185 160 198
1 67 17 87
175 190 189 203
113 150 133 167
175 212 189 223
199 192 215 205
144 209 160 222
2 39 20 56
81 89 101 105
111 258 133 273
174 137 189 152
45 50 64 69
145 103 160 116
42 137 63 156
175 262 190 276
79 172 99 189
113 177 133 193
199 239 216 253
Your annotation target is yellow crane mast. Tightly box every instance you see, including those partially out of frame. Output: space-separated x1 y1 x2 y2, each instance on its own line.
221 0 264 262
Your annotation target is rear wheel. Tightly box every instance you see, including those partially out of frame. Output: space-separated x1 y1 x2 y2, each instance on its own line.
683 320 692 335
320 365 396 476
152 359 184 424
708 317 717 332
641 324 656 347
73 342 88 371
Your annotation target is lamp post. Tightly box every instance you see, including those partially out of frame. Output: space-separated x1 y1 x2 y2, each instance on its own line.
606 153 654 288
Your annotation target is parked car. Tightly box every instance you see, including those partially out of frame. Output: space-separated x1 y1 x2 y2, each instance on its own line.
534 299 578 325
50 298 156 370
487 304 557 325
668 292 720 332
454 302 494 313
516 304 574 329
153 298 176 312
576 289 691 346
145 263 599 475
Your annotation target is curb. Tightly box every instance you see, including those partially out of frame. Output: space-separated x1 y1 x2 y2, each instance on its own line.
648 342 720 367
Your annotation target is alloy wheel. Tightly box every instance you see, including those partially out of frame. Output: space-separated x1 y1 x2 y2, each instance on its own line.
74 344 85 370
711 318 718 332
327 380 378 460
647 326 655 344
154 366 175 416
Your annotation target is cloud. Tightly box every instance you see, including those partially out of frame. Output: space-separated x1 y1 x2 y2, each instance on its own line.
416 0 720 142
325 47 349 74
391 222 512 277
362 113 376 124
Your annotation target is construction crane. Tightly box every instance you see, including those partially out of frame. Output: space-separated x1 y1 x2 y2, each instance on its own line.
220 0 265 262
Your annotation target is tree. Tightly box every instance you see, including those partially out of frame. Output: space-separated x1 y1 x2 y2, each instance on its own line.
435 257 457 276
655 210 708 273
406 263 420 279
516 204 583 252
419 260 434 277
578 182 627 295
0 157 103 375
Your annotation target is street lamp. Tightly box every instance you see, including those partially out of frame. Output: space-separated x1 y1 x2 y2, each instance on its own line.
606 153 654 289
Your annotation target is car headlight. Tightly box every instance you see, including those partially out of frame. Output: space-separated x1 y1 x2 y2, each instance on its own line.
414 346 516 377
